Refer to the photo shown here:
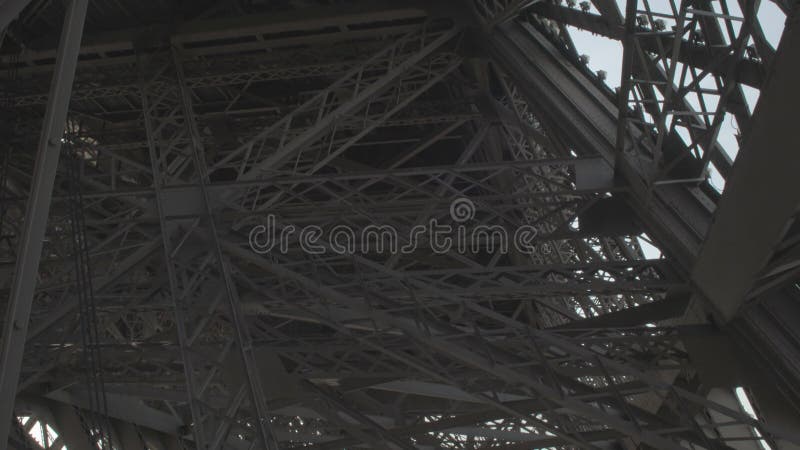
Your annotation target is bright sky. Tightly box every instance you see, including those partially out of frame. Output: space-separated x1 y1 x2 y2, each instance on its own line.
566 0 787 192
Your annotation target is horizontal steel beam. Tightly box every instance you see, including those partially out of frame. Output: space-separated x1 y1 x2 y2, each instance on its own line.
0 1 428 69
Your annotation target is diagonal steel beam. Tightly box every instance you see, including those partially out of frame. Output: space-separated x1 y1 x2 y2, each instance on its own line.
218 236 794 449
0 0 33 32
693 14 800 321
484 20 713 270
0 0 88 444
209 22 461 186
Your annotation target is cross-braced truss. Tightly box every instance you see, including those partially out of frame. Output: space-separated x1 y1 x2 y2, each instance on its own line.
1 0 799 449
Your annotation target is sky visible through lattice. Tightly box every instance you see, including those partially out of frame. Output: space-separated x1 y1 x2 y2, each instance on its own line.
568 0 786 192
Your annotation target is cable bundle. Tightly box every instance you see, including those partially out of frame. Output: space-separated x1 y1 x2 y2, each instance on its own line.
64 139 112 450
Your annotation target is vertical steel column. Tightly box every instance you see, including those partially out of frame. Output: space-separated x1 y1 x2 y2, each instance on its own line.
0 0 88 444
172 47 280 450
139 46 279 449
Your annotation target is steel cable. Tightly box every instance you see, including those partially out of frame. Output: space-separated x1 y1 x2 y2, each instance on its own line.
64 139 112 449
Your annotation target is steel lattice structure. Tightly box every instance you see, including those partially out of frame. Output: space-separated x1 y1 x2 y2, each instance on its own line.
1 0 799 449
